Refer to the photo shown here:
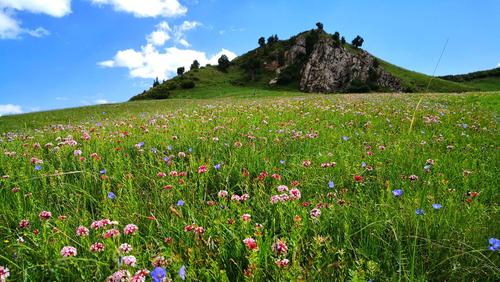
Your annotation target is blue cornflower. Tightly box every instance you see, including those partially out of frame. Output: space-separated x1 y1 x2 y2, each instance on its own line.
151 267 167 282
179 265 186 280
488 238 500 251
34 165 42 171
361 161 366 168
392 189 403 197
151 147 157 154
280 160 286 165
328 180 335 188
167 145 172 150
214 163 221 170
163 156 169 162
188 148 193 153
96 122 102 127
424 165 431 171
432 203 442 210
177 200 185 206
462 123 468 129
342 136 349 141
100 169 106 175
416 208 424 215
108 192 115 200
138 142 145 148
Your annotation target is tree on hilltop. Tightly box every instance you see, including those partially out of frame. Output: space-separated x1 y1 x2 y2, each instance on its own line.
316 22 324 31
177 67 185 76
153 77 160 87
217 54 231 72
352 35 364 48
190 60 200 70
258 37 266 48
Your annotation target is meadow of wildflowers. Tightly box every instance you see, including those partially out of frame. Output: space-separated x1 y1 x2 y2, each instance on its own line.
0 93 499 281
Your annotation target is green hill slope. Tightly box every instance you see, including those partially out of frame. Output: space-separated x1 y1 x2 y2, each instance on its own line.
440 67 500 91
130 29 486 101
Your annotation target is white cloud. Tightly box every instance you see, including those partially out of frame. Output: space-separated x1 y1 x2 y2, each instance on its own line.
0 0 71 17
98 20 235 80
99 43 237 80
91 0 187 18
0 104 23 116
497 62 500 68
0 0 70 39
94 99 112 104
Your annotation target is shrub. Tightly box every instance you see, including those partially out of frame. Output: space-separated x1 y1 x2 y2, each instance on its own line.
181 80 195 89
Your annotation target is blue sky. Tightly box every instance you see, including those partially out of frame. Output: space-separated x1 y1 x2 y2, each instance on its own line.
0 0 499 115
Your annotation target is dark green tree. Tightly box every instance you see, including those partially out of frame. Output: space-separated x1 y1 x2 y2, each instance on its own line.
217 54 231 72
258 37 266 48
332 31 340 41
153 77 160 87
241 57 261 81
177 67 185 76
190 60 200 70
316 22 324 31
341 36 346 45
267 34 279 45
352 35 364 48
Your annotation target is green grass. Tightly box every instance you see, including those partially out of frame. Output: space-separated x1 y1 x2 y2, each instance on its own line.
461 77 500 91
379 60 478 92
0 92 499 281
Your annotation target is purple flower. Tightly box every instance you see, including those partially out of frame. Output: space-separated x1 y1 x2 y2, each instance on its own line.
151 267 167 282
96 122 102 127
415 208 424 215
488 238 500 251
177 200 185 206
328 181 334 188
432 203 442 210
179 265 186 280
342 136 349 141
188 148 193 153
151 147 157 154
280 160 286 165
167 145 172 150
361 161 366 168
34 165 42 171
392 189 403 197
163 157 169 162
99 169 106 175
108 192 115 200
214 163 221 170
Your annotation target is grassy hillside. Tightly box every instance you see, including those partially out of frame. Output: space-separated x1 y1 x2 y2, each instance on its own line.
129 30 490 101
0 92 499 281
440 67 500 91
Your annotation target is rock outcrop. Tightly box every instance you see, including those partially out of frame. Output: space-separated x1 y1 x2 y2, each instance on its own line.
279 33 403 93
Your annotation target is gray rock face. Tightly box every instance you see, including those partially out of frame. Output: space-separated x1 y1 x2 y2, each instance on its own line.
277 34 403 93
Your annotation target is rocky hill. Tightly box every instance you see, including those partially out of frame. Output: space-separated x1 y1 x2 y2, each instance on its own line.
130 26 479 101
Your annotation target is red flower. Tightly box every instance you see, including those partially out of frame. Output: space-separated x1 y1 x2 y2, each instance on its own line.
354 175 364 183
198 165 208 174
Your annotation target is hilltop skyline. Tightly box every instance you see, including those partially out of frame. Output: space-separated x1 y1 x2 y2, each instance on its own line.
0 0 499 115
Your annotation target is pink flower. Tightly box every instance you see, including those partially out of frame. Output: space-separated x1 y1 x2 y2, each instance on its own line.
107 270 131 282
270 195 280 204
289 188 301 200
122 255 137 267
74 150 82 156
157 172 166 178
231 194 241 201
198 165 208 174
279 194 290 202
243 238 258 250
60 246 77 257
124 224 138 235
76 225 90 236
240 193 250 201
90 242 105 253
217 190 228 198
169 171 178 177
241 214 251 222
119 243 133 254
39 210 52 220
272 239 288 256
91 219 111 230
271 173 281 180
0 265 10 281
277 185 288 192
103 228 120 239
409 175 418 181
194 226 205 234
303 160 311 167
275 258 289 267
19 219 30 229
184 224 195 232
310 208 321 219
